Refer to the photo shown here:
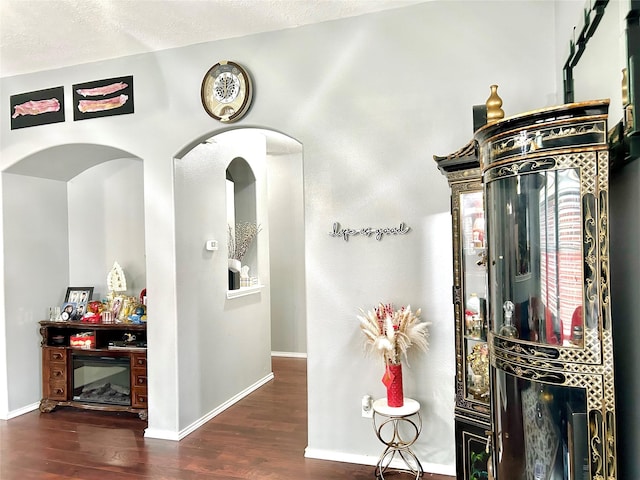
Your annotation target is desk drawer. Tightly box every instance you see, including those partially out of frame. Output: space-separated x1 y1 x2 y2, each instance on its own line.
133 371 147 387
47 380 67 400
132 389 147 408
46 348 66 363
132 353 147 368
48 364 66 381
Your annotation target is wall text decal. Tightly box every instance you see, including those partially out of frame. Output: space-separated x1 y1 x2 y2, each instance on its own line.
329 222 411 241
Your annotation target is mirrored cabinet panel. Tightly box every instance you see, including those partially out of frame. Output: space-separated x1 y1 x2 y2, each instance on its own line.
476 100 617 480
485 167 587 348
460 190 489 402
492 372 589 480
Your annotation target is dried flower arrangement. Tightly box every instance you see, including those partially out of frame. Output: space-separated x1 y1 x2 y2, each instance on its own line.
358 303 430 366
228 222 261 261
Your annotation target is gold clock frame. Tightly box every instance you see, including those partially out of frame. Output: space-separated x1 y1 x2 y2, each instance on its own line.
200 60 253 123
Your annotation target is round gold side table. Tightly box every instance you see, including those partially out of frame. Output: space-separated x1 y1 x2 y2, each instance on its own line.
372 397 423 479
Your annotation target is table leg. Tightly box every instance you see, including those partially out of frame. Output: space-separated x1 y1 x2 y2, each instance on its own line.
373 414 423 479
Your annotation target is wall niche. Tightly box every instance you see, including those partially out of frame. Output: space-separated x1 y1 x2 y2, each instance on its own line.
226 157 258 291
2 143 144 413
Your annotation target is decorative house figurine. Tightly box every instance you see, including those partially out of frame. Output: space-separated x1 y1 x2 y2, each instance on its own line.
107 261 127 294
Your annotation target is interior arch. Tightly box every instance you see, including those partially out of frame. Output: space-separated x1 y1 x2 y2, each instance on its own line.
1 143 144 414
171 127 306 433
176 127 306 357
4 143 141 181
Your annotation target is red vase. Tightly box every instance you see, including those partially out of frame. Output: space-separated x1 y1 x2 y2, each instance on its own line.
383 363 404 407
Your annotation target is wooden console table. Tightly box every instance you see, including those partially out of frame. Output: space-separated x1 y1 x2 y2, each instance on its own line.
39 321 148 420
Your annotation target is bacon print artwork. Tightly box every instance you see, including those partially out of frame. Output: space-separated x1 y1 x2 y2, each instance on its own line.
78 94 129 113
12 98 61 118
72 75 134 121
10 86 65 130
76 81 128 97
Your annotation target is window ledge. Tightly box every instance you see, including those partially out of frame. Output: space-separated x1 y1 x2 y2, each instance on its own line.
226 285 264 299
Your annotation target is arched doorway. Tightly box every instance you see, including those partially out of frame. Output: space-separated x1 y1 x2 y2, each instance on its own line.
176 127 306 356
168 127 305 434
1 144 143 415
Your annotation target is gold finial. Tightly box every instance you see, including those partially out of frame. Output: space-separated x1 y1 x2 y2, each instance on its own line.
486 84 504 124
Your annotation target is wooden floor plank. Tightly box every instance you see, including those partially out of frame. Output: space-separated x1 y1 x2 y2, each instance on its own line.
0 357 455 479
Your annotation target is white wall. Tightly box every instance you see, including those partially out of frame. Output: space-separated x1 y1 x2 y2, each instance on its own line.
553 0 585 101
2 174 69 412
572 1 627 122
173 130 272 432
267 146 306 354
68 158 145 300
300 2 557 472
553 0 629 122
0 1 562 472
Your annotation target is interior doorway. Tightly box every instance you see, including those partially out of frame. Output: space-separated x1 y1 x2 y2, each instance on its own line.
208 128 306 356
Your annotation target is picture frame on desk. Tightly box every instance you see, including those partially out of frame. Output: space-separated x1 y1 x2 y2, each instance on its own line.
60 302 76 321
65 287 93 305
111 295 124 321
65 287 93 321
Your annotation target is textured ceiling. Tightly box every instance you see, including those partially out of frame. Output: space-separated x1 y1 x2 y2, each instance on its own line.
0 0 425 78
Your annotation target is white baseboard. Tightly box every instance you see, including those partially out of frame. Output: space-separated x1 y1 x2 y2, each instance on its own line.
1 401 40 420
271 351 307 358
142 428 180 441
304 448 456 477
145 372 275 441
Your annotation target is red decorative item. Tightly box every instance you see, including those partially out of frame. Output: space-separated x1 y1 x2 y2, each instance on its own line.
70 333 95 350
382 363 404 407
87 301 103 314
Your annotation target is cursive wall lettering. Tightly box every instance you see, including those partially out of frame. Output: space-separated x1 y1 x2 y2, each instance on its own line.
329 222 411 241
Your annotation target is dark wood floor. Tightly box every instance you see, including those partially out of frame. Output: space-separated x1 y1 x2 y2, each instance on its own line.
0 357 455 479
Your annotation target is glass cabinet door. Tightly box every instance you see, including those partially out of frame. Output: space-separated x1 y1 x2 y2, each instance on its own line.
485 168 586 348
477 100 617 480
459 189 489 405
492 371 589 480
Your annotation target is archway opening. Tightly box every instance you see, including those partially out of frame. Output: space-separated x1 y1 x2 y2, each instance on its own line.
2 143 143 415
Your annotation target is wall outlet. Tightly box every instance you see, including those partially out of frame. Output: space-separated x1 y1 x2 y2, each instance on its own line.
361 394 373 418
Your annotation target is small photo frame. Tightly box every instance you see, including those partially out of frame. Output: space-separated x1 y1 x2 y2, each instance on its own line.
65 287 94 305
65 287 93 322
111 295 125 321
60 302 76 322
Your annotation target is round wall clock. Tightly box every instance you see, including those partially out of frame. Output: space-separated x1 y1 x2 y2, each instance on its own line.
201 61 253 123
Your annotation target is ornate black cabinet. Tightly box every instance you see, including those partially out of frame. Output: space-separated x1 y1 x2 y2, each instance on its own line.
434 142 491 480
475 100 617 480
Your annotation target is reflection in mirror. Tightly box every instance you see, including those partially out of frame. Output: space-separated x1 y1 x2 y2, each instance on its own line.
493 369 588 480
487 169 583 347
